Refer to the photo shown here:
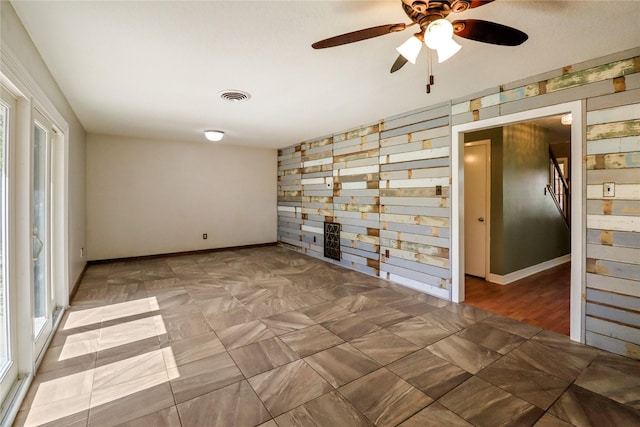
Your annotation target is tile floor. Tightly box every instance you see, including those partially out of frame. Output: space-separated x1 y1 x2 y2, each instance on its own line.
14 246 640 426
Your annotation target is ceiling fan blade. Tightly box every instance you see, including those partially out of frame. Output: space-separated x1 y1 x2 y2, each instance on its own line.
312 23 407 49
468 0 495 9
452 19 528 46
390 55 409 73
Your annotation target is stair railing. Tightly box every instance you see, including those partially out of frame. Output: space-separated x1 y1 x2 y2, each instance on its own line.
546 147 570 227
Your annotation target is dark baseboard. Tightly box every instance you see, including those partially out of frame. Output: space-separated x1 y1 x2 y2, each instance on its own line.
69 262 89 301
87 242 278 265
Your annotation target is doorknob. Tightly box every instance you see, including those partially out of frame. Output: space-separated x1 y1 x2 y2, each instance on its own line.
478 217 485 222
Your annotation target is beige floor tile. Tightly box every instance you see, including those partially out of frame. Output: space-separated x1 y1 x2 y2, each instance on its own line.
321 313 381 341
304 342 380 388
262 310 316 335
168 352 243 403
427 335 501 374
387 317 451 347
350 329 420 366
161 331 226 367
93 348 167 390
117 406 181 427
14 395 90 427
177 380 271 426
217 319 275 350
275 391 373 426
388 349 471 400
248 359 332 417
89 382 175 426
400 402 472 427
439 377 544 427
339 368 432 427
280 324 344 358
229 337 299 378
204 306 256 331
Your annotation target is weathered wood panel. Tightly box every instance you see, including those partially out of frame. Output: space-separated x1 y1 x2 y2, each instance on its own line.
277 144 303 249
301 137 334 258
585 101 640 358
378 106 451 299
333 124 380 276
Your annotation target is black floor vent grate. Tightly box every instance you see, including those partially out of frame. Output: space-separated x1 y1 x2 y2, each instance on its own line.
324 222 341 261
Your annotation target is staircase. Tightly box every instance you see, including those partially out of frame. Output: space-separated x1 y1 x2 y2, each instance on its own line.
546 147 570 227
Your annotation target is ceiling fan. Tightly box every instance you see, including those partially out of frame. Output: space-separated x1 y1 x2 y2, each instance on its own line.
312 1 528 90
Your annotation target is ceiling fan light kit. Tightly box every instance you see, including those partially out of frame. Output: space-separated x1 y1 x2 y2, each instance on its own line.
424 19 462 63
396 34 423 64
312 0 528 93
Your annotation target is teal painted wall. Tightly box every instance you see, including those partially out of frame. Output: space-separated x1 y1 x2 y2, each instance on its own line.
501 123 571 274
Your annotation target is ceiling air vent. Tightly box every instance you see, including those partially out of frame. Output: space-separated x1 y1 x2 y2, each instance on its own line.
219 90 251 102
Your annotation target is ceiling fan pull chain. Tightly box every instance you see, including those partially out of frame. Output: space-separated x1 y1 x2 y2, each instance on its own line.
426 50 434 94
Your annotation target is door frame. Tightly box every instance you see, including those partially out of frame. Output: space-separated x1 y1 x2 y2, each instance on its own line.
0 86 18 408
451 101 586 343
32 109 54 358
464 140 491 279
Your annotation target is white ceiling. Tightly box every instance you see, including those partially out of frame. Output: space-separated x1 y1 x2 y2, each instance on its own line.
11 1 640 149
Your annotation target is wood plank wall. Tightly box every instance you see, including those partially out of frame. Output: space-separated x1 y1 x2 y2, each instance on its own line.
333 125 380 276
277 47 640 359
452 47 639 359
585 103 640 359
379 106 452 299
277 145 302 248
301 137 334 257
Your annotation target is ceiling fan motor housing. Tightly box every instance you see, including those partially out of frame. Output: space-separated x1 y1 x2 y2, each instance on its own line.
403 1 471 30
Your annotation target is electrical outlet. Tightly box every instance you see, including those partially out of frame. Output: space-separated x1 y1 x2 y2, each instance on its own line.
603 182 615 197
435 185 442 196
202 233 208 240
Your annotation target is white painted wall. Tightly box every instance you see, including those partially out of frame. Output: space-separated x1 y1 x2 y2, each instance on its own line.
87 134 277 260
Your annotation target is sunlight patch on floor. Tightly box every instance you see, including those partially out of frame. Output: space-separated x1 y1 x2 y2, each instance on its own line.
59 314 167 361
63 297 160 330
27 346 178 426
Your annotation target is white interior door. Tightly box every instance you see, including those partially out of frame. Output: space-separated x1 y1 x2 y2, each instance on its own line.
464 140 490 278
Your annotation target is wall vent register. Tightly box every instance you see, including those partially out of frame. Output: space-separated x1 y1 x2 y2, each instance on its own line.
324 222 341 261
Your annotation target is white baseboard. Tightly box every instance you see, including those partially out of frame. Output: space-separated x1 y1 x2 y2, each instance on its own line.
486 254 571 285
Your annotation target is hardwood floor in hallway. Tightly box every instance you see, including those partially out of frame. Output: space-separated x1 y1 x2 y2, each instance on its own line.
464 262 571 336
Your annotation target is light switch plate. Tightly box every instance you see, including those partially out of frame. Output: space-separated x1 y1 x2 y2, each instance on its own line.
603 182 615 197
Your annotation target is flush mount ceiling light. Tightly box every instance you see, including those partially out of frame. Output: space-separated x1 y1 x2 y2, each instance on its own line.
561 113 573 125
204 130 224 142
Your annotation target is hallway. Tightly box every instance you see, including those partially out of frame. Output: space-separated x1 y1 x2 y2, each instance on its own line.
464 263 571 336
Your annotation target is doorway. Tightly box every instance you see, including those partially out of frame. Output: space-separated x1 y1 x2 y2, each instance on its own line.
451 101 585 342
